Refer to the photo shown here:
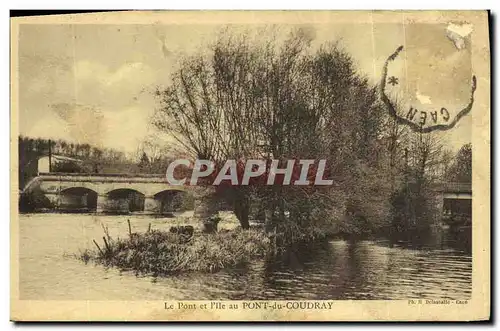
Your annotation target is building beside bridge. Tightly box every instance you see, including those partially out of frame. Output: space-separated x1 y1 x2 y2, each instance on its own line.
38 154 84 173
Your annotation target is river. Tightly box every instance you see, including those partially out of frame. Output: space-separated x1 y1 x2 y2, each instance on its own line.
18 213 471 300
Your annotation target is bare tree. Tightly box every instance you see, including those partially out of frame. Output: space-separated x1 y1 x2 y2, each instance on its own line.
153 31 272 229
153 28 400 239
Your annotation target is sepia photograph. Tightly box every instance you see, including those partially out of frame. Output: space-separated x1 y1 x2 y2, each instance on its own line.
10 10 490 321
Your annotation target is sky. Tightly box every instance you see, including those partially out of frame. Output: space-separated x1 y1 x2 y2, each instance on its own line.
17 20 473 154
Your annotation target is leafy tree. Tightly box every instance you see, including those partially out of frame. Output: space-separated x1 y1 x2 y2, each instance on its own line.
51 160 84 173
449 143 472 183
138 152 150 172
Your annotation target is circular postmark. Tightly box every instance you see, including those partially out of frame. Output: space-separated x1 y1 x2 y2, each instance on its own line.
379 23 477 133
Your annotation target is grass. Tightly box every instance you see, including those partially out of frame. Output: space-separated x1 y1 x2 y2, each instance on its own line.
79 221 270 275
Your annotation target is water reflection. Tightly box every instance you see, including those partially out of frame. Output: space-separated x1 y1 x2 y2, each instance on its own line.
19 214 471 300
153 229 471 300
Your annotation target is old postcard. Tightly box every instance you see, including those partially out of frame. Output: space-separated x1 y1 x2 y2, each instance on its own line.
10 10 490 321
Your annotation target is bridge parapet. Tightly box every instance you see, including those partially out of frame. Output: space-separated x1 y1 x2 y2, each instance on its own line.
24 172 188 199
39 172 166 178
37 172 170 184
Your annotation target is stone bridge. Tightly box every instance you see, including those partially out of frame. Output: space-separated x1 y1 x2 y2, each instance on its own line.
21 173 472 216
433 182 472 217
22 173 190 214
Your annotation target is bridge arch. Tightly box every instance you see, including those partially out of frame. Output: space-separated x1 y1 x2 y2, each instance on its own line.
153 189 192 213
59 187 98 212
105 188 146 197
104 188 145 213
